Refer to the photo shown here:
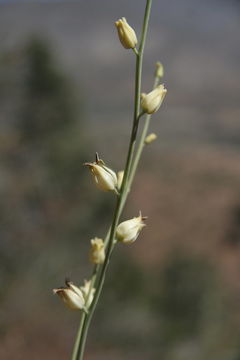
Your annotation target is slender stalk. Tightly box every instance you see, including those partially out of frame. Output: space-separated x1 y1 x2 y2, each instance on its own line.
71 267 98 360
127 75 160 190
119 74 160 214
71 313 86 360
71 1 152 359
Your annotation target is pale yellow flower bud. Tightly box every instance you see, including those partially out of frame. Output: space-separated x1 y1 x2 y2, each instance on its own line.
144 133 157 145
53 280 85 310
116 213 146 244
115 17 137 49
117 170 124 190
141 84 167 114
80 280 95 308
155 61 164 78
84 159 118 193
89 237 105 264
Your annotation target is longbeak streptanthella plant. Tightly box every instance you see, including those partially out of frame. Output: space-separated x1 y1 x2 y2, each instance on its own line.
53 1 167 359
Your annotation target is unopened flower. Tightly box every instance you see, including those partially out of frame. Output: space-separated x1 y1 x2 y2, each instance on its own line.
89 237 105 264
141 84 167 114
117 170 124 190
144 133 157 145
84 157 118 193
155 61 164 78
80 280 95 308
116 213 146 244
115 17 137 49
53 280 85 310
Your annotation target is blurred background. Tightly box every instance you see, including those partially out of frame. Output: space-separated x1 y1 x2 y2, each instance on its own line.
0 0 240 359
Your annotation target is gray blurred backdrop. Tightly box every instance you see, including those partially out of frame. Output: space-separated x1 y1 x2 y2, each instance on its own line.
0 0 240 359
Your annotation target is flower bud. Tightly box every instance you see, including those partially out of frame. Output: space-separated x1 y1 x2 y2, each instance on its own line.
80 280 95 308
89 237 105 264
141 84 167 114
115 17 137 49
144 133 157 145
53 280 85 310
116 213 146 244
155 61 164 78
117 170 124 190
84 158 118 193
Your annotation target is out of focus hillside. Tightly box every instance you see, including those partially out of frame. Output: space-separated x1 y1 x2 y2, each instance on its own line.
0 1 240 360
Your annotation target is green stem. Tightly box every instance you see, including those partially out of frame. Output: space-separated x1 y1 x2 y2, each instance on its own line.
71 267 98 360
71 313 86 360
127 75 160 190
72 1 152 359
119 75 160 214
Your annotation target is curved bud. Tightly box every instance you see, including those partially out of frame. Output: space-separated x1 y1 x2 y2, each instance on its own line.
141 84 167 114
80 280 95 308
89 237 105 264
84 159 118 193
53 280 85 310
155 61 164 78
115 17 137 49
144 133 157 145
117 170 124 190
116 212 146 244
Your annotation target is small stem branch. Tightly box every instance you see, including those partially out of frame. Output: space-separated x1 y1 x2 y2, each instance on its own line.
128 75 160 190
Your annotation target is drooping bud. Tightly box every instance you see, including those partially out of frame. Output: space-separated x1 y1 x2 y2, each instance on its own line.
115 17 137 49
141 84 167 114
84 155 118 193
89 237 105 264
116 213 146 244
144 133 157 145
117 170 124 190
155 61 164 78
53 280 85 310
80 280 95 308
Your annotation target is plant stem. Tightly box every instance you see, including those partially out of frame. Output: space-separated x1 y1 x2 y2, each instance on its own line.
71 267 98 360
71 1 152 359
127 75 160 191
119 73 160 214
71 312 86 360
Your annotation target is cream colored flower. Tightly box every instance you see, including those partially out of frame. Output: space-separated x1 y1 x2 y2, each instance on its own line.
53 280 85 310
116 213 146 244
144 133 157 145
84 158 118 193
141 84 167 114
80 280 95 308
115 17 137 49
89 237 105 264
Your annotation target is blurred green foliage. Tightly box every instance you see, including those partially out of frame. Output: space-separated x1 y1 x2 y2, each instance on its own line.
20 38 77 142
